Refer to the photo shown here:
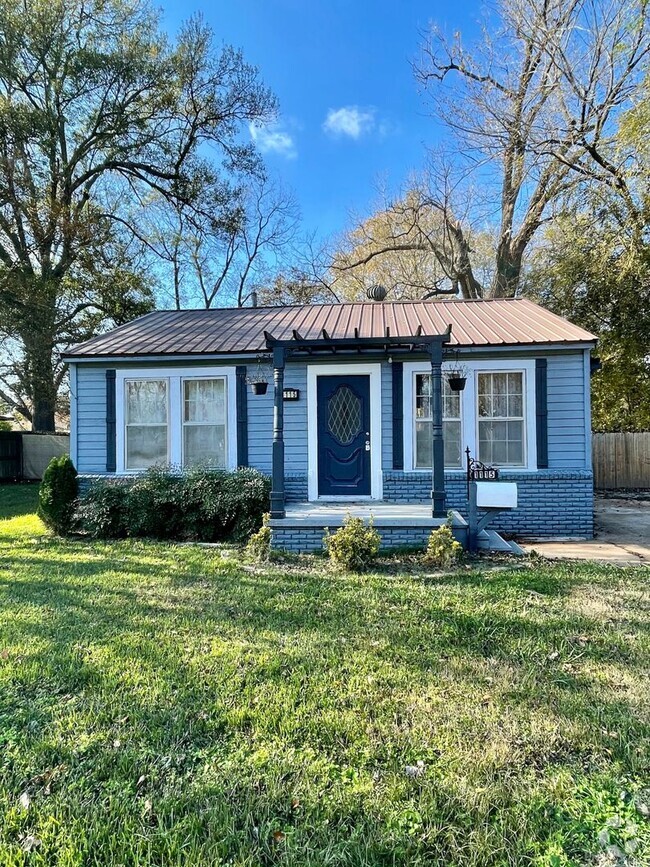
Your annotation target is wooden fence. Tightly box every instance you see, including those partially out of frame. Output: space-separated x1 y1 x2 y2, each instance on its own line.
592 432 650 489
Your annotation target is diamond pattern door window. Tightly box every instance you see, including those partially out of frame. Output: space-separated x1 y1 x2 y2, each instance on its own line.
328 386 362 445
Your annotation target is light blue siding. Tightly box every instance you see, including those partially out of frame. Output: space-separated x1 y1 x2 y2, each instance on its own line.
546 352 586 468
72 350 591 485
75 364 107 473
246 362 307 474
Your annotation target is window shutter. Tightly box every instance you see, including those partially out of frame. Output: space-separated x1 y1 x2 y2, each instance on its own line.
106 369 116 472
236 365 248 467
392 362 404 469
535 359 548 469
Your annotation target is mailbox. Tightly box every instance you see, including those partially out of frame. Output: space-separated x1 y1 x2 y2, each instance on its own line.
475 482 517 509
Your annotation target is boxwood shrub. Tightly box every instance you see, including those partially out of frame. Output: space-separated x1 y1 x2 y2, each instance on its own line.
74 467 271 542
38 455 78 534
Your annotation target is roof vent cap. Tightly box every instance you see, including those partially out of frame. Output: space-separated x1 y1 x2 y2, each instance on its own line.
366 284 387 302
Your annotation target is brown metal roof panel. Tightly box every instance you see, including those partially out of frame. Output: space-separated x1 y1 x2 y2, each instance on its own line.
64 299 596 358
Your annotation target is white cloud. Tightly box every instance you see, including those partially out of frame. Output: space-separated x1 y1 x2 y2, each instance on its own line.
323 106 376 139
249 121 297 159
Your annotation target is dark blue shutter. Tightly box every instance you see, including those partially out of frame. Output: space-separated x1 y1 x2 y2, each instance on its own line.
392 361 404 469
106 369 116 472
535 359 548 469
236 365 248 467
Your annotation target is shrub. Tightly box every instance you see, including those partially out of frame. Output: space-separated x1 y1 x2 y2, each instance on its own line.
422 522 463 568
245 513 272 562
37 455 78 534
324 514 381 572
73 482 129 539
74 467 271 543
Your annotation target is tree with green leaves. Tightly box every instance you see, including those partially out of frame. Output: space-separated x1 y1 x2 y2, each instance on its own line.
335 0 649 300
0 0 276 430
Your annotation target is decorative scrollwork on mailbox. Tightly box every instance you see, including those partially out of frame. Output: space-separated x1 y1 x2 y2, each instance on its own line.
466 447 499 493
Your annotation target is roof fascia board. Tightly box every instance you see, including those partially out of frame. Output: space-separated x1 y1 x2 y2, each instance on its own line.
63 340 596 364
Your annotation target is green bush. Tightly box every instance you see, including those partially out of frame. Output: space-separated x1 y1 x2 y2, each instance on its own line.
74 467 271 542
73 482 129 539
324 514 381 572
245 513 272 562
422 522 463 568
38 455 78 534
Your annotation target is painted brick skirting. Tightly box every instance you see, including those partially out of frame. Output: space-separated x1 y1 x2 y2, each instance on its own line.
384 470 594 538
271 525 461 554
282 470 593 538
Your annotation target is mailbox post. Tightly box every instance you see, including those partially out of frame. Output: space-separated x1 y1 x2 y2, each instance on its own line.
466 448 518 553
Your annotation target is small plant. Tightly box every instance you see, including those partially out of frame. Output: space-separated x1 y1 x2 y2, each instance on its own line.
245 513 272 562
422 522 463 568
37 455 78 534
324 514 381 572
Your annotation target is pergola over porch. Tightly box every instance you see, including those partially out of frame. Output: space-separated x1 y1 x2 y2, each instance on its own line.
263 326 452 519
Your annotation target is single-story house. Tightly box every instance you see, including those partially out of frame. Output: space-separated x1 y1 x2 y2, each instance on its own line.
64 298 596 551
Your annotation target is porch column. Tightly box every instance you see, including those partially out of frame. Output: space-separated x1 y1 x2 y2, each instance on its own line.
429 340 446 517
270 346 286 518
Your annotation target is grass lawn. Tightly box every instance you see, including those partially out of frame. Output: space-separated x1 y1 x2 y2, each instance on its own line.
0 487 648 866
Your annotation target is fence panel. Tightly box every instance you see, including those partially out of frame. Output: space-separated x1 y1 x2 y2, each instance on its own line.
0 432 23 480
21 434 70 480
592 432 650 489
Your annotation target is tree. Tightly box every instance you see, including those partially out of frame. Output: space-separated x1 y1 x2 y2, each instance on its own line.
525 63 650 432
526 210 650 431
336 0 650 299
0 0 276 429
148 175 300 309
330 187 496 300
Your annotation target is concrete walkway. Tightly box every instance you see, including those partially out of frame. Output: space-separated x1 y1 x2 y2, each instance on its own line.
521 494 650 565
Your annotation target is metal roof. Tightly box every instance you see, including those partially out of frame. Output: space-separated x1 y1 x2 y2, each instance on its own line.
64 299 596 359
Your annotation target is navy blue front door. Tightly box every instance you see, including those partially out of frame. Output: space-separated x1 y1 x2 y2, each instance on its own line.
317 375 371 496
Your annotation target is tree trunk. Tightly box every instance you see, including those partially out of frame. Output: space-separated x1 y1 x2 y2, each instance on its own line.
21 317 58 433
491 243 524 298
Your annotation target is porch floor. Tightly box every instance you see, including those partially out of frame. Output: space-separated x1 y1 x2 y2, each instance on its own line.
270 502 467 529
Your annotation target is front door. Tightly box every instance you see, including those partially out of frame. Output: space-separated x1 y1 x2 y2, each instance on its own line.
317 375 371 497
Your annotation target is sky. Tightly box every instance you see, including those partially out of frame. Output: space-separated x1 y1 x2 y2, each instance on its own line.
161 0 483 243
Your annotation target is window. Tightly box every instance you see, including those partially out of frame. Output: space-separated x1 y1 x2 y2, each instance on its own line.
477 372 525 466
414 373 462 468
125 379 168 469
182 378 227 467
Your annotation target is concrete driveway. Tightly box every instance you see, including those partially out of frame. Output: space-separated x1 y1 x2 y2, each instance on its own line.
521 493 650 565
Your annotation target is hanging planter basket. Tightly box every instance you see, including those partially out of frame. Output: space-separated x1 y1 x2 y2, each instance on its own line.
448 374 467 392
247 355 272 396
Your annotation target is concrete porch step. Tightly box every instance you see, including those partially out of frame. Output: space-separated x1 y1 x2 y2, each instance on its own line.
269 502 467 529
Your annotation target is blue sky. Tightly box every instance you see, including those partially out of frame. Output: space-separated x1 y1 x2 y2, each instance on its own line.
162 1 483 242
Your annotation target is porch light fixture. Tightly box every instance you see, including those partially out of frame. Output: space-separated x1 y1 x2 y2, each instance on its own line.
247 354 272 395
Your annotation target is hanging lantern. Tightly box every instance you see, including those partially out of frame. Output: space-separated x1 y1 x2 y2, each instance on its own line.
247 355 272 395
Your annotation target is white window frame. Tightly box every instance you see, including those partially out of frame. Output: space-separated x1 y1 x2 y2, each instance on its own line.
115 367 238 474
123 376 170 470
181 375 231 469
306 362 383 501
410 368 464 470
476 369 526 468
403 359 537 473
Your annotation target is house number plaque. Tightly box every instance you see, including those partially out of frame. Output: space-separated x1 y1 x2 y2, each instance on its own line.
466 447 499 483
283 388 300 401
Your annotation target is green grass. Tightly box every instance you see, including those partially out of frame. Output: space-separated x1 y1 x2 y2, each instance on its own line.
0 487 648 866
